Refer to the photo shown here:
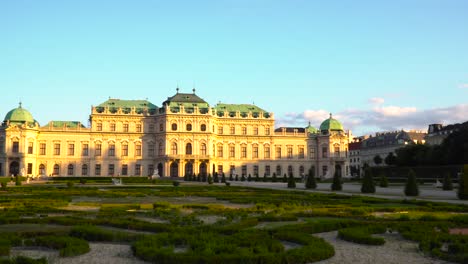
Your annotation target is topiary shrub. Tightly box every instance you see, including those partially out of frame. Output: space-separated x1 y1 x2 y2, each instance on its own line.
361 168 376 193
66 181 74 188
338 226 386 245
229 174 233 181
287 174 296 188
221 173 226 183
379 173 388 188
241 175 246 182
33 236 90 257
283 174 287 183
305 166 317 189
15 176 21 186
272 173 277 182
247 174 252 182
172 181 180 187
331 170 342 191
404 169 419 196
207 175 213 185
1 182 7 190
458 165 468 200
235 175 239 181
442 172 453 191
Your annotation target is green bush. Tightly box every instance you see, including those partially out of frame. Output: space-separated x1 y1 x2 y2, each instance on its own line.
338 225 386 245
404 169 419 196
33 235 89 257
0 238 11 256
458 165 468 200
379 173 389 188
0 256 47 264
361 169 376 193
331 170 342 191
287 174 296 188
15 177 21 186
173 181 180 187
66 181 74 188
1 182 7 190
305 167 316 189
442 173 453 191
207 175 213 184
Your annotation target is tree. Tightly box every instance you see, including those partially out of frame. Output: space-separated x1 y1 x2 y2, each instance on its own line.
241 174 246 181
283 174 287 183
361 168 376 193
235 174 239 181
442 172 453 191
287 174 296 188
247 174 252 182
255 174 259 182
272 173 277 183
221 173 226 183
213 172 219 183
379 173 389 188
305 166 317 189
229 174 233 181
404 169 419 196
384 152 397 166
373 155 383 166
331 170 342 191
458 165 468 200
207 174 213 184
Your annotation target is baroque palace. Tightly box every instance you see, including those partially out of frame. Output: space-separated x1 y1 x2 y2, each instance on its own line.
0 90 352 179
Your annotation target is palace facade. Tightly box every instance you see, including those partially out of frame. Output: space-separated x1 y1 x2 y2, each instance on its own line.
0 90 352 179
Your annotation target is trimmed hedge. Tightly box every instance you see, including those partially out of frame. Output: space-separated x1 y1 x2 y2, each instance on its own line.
338 225 386 245
30 235 90 257
0 256 47 264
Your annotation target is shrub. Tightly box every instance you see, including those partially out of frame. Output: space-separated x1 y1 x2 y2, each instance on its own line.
305 167 317 189
241 175 246 182
442 172 453 191
457 165 468 200
79 178 87 185
247 174 252 182
361 168 376 193
207 175 213 184
0 238 11 256
225 182 231 186
331 170 342 191
0 256 47 264
66 181 74 188
404 169 419 196
213 173 219 183
379 173 389 188
172 181 180 187
287 174 296 188
283 174 287 183
221 173 226 183
235 175 239 181
229 174 233 181
338 226 386 245
15 176 21 186
1 182 7 190
255 174 259 182
272 173 277 183
33 235 90 257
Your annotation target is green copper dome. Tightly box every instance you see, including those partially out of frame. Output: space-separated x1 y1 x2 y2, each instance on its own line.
319 113 344 132
305 122 318 134
3 103 35 124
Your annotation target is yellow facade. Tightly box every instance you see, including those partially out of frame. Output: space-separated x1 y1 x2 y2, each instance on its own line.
0 91 352 179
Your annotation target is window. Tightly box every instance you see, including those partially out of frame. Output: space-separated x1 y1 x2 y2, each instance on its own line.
82 164 88 176
334 145 340 157
322 147 328 158
230 165 235 175
241 165 247 176
148 164 154 176
186 143 192 155
27 163 33 174
158 142 163 156
97 123 102 131
159 123 164 131
135 164 141 176
28 142 33 154
276 165 282 176
95 143 102 156
264 145 270 159
298 146 304 159
95 164 101 176
108 164 115 176
122 143 128 156
186 124 192 131
135 143 142 156
253 165 258 176
39 143 46 155
275 146 281 159
287 146 293 159
108 143 115 157
230 126 235 134
200 143 207 155
242 127 247 135
136 124 142 132
122 164 128 176
171 143 177 155
229 145 235 158
82 144 89 156
53 164 60 175
54 143 61 155
123 123 129 132
200 124 206 131
68 164 74 176
309 147 315 159
265 165 271 176
12 141 19 153
172 123 177 131
253 145 259 158
68 144 75 156
217 145 223 157
253 127 258 135
217 165 223 174
241 145 247 158
265 127 270 135
149 124 155 132
148 143 155 157
218 126 223 134
110 123 116 131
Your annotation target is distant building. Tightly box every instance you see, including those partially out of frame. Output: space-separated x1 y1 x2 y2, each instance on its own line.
360 130 426 167
348 137 365 177
425 121 468 145
0 90 352 179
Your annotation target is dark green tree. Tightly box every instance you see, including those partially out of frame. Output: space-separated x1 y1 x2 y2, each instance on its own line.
404 169 419 196
305 166 317 189
241 174 246 181
213 172 219 183
331 170 342 191
255 174 259 182
247 174 252 182
373 155 383 166
235 174 239 181
283 174 287 183
221 173 226 183
458 165 468 200
287 174 296 188
229 174 233 181
442 172 453 191
272 172 277 182
15 176 21 186
207 174 213 184
361 168 376 193
384 152 397 166
379 173 389 188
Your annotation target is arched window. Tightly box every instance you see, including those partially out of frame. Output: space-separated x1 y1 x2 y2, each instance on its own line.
82 164 88 176
171 142 178 155
53 164 60 176
171 123 177 131
39 164 46 176
186 123 192 131
67 164 74 176
200 124 207 131
200 143 207 155
186 143 192 155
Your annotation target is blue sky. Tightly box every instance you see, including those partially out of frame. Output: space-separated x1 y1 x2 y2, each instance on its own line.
1 0 467 136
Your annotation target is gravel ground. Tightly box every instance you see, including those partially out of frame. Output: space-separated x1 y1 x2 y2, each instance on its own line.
313 231 454 264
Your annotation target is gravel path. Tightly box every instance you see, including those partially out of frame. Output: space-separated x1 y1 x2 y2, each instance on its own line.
313 231 453 264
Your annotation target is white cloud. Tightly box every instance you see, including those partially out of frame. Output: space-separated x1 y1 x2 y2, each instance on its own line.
373 106 417 117
459 83 468 89
368 97 385 105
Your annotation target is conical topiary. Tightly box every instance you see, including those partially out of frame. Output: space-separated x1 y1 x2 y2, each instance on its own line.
458 165 468 200
404 169 419 196
287 174 296 188
331 170 342 191
305 166 317 189
442 172 453 191
379 173 389 188
361 168 376 193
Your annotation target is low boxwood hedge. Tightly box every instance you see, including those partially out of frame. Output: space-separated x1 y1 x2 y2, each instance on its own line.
337 225 386 245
